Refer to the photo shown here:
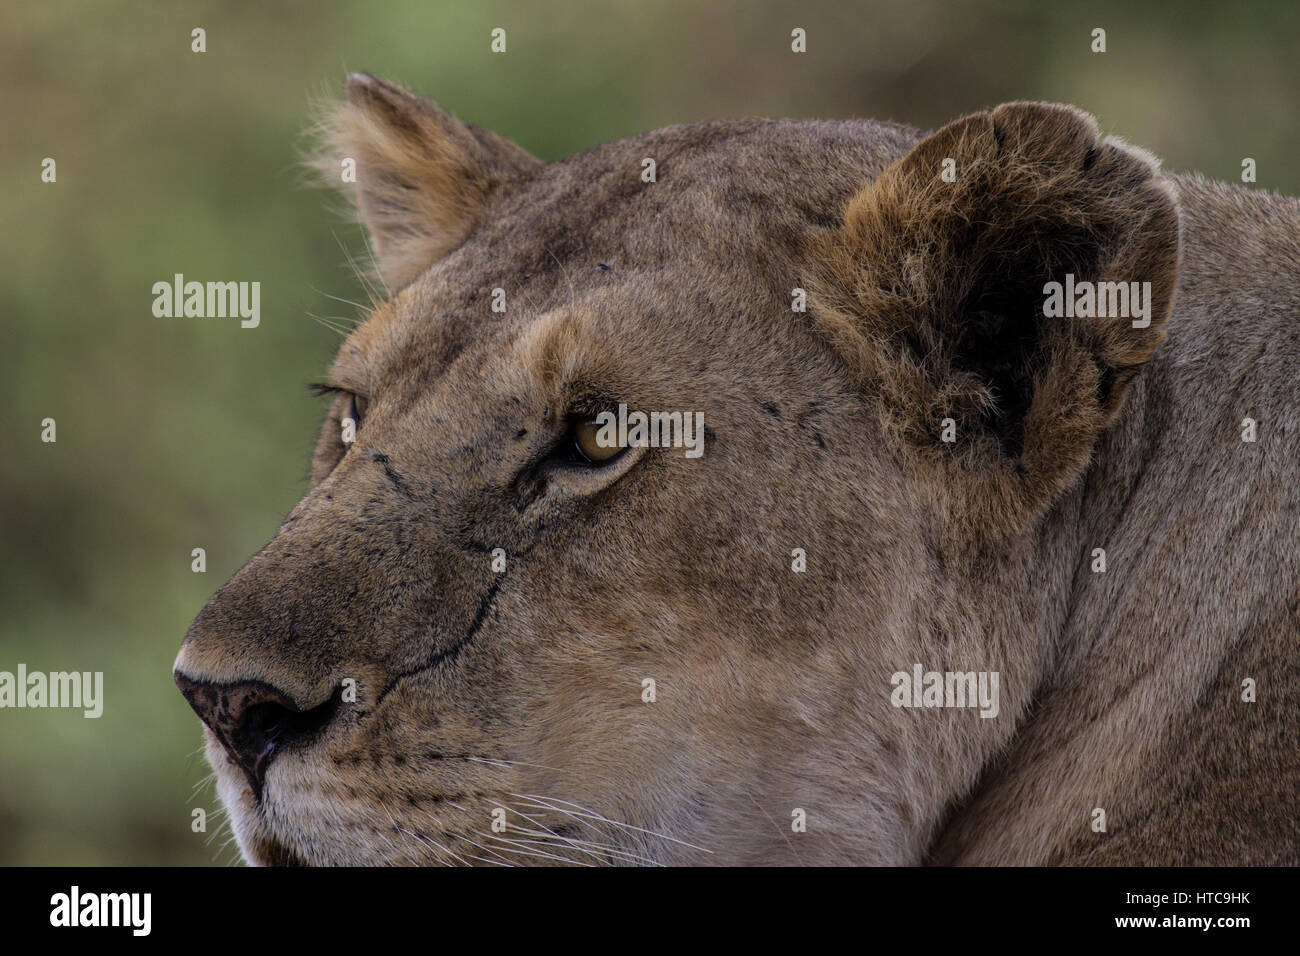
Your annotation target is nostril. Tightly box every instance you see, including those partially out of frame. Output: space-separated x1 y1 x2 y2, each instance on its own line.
243 694 341 759
236 693 341 796
174 672 342 798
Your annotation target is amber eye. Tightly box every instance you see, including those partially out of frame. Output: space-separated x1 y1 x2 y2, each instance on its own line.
572 418 624 464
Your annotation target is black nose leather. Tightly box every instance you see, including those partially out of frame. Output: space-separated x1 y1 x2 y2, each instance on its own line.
174 673 339 797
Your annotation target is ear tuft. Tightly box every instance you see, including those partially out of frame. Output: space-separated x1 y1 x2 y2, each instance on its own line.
306 73 540 290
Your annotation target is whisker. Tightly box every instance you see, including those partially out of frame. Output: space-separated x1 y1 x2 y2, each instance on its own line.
310 285 371 314
448 833 516 867
188 771 216 800
381 804 439 866
504 823 663 866
407 828 470 867
497 802 663 866
306 311 352 337
509 793 712 853
476 831 594 866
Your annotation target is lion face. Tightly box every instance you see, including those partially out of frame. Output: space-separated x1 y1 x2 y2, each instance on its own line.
175 76 1179 865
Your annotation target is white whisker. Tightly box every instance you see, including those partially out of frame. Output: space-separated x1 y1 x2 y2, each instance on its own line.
509 792 712 853
476 831 594 866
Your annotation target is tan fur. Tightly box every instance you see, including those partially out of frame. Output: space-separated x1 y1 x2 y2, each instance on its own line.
175 76 1300 866
308 74 541 289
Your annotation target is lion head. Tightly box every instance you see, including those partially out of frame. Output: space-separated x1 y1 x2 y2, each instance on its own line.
174 74 1181 865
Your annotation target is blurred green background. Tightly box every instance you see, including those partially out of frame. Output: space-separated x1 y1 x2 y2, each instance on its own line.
1 0 1297 865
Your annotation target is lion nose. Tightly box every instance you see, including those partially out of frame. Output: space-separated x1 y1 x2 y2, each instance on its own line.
173 672 341 797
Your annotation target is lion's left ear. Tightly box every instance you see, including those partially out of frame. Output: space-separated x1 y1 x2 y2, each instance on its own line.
310 73 541 289
814 102 1180 528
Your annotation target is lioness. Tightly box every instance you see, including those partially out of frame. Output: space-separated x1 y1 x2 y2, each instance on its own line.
174 74 1300 866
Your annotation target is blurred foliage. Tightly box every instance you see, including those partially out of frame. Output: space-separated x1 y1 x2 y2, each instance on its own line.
1 0 1296 865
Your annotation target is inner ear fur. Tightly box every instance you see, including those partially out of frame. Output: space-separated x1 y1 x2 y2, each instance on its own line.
813 102 1180 528
308 73 541 290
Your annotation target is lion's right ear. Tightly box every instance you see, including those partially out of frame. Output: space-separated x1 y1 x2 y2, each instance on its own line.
309 73 541 290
